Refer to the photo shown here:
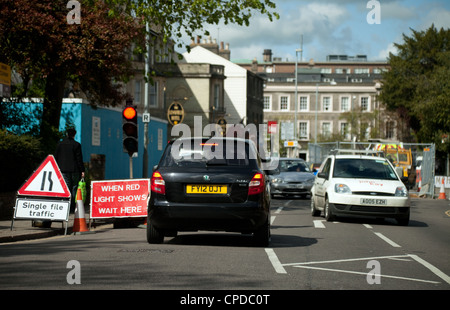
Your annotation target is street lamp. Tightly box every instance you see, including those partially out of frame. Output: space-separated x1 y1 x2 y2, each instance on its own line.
294 48 302 140
314 81 337 144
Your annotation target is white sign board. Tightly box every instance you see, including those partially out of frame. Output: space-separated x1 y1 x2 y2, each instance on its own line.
142 113 150 123
14 198 70 221
92 116 101 146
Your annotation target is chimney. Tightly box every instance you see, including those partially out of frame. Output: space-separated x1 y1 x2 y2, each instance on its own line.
263 49 272 62
251 58 258 72
219 42 231 60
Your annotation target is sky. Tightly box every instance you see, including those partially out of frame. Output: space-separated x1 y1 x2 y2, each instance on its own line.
186 0 450 62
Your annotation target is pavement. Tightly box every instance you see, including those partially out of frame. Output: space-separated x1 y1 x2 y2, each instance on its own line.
0 213 112 244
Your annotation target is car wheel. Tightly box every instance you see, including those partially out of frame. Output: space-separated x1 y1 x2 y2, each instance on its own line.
311 196 321 217
253 216 271 247
396 208 410 226
324 196 335 222
146 216 164 244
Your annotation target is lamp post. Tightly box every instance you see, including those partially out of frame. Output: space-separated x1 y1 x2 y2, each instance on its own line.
294 48 302 140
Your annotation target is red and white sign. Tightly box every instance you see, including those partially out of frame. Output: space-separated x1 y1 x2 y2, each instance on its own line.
17 155 71 198
267 121 277 134
90 179 150 218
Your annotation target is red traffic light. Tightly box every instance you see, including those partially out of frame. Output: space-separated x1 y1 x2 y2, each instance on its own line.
123 107 137 120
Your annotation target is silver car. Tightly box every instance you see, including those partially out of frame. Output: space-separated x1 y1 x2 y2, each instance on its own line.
269 158 315 198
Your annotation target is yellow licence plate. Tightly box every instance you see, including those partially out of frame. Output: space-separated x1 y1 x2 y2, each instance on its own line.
186 184 227 194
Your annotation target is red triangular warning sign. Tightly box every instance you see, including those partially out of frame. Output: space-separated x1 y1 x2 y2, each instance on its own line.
17 155 71 198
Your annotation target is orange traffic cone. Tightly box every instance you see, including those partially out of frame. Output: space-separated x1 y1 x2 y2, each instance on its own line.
73 188 90 234
438 178 446 200
418 176 421 192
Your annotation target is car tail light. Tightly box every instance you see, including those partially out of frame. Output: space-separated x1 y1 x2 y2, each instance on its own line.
248 173 265 195
151 171 166 194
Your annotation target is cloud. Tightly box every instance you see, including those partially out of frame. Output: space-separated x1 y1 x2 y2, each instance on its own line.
420 7 450 29
380 1 418 20
182 0 450 63
377 42 398 60
210 2 351 61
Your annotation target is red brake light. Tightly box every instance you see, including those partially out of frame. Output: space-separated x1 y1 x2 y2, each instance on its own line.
151 171 166 194
248 173 265 195
200 143 218 146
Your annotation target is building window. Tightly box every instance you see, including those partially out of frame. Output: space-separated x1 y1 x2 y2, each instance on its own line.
322 122 331 138
321 68 332 74
354 68 370 74
336 68 351 74
322 96 332 112
386 121 395 139
213 84 220 109
299 122 308 140
134 80 142 104
340 122 349 140
340 96 350 111
280 96 289 111
360 96 369 111
149 81 158 107
263 96 271 111
299 96 308 111
360 122 370 140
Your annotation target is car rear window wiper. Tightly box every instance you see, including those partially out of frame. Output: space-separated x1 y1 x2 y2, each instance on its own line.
206 158 228 166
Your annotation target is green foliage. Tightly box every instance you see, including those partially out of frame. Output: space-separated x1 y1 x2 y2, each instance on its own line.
380 25 450 153
0 130 45 192
107 0 279 55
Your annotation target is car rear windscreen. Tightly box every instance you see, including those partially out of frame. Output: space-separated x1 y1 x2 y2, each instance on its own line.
160 139 257 167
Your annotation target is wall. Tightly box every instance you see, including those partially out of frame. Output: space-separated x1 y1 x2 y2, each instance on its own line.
60 99 168 180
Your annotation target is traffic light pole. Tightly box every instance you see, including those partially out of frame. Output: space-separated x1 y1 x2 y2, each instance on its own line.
129 155 133 179
142 23 150 178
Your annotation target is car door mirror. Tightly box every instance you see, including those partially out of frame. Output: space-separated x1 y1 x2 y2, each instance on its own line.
317 172 328 179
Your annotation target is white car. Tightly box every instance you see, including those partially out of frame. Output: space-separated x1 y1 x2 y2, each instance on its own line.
311 151 410 225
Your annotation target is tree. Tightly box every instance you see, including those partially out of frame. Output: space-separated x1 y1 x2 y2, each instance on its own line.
379 25 450 154
0 0 144 152
0 0 278 153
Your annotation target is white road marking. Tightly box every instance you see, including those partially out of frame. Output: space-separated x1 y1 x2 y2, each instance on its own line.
265 248 287 274
408 254 450 285
313 220 326 228
363 224 373 229
373 232 401 248
266 253 444 284
282 254 410 266
292 265 440 284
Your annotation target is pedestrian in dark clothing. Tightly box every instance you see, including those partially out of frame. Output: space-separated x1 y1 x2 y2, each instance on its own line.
55 127 85 212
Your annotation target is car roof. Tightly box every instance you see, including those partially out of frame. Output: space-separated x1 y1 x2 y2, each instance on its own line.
170 136 250 143
333 154 387 160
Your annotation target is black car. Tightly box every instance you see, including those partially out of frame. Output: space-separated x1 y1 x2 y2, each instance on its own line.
147 137 271 246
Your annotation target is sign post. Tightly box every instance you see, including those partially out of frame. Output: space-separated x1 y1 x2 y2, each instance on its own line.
13 155 71 234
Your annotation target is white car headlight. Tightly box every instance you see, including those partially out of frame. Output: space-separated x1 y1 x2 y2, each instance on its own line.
395 186 408 197
271 178 282 183
335 184 352 194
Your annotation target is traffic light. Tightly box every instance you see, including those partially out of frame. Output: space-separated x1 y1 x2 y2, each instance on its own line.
122 105 138 156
